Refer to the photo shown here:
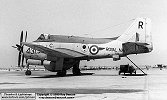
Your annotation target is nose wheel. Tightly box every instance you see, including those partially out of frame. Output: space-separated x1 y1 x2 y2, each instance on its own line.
25 69 31 75
25 63 31 76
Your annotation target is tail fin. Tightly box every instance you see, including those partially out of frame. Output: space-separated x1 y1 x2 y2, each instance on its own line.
117 18 152 45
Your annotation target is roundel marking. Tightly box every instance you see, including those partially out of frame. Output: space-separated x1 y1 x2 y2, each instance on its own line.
89 45 99 55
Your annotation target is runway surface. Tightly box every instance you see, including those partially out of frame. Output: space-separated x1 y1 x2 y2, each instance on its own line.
0 68 167 100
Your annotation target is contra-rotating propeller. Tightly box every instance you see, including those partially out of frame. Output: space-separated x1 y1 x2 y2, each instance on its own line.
12 31 27 67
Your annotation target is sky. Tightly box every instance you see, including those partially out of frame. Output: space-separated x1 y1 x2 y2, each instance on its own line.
0 0 167 67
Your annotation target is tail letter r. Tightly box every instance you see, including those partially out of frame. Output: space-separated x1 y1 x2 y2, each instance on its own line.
138 21 143 29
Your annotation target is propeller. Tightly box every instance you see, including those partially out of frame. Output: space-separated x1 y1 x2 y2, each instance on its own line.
21 31 27 67
12 31 27 67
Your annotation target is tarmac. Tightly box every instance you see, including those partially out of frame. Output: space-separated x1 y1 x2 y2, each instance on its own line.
0 68 166 100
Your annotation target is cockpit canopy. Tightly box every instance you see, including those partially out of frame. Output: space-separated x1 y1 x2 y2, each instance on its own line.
37 34 51 40
35 33 118 43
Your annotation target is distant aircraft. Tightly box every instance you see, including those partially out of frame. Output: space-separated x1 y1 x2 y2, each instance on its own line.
13 18 152 76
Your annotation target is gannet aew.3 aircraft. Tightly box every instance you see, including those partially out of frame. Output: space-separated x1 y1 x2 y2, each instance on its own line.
13 18 152 76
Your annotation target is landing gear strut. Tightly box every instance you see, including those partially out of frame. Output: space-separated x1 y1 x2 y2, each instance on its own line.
72 61 81 76
126 56 147 75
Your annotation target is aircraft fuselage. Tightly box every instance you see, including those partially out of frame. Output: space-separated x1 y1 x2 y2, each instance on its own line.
23 39 125 61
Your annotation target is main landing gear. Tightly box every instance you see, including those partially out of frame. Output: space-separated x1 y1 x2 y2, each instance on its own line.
57 69 67 77
72 61 81 76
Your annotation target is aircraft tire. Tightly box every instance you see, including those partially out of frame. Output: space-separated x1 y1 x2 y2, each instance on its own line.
72 67 81 76
57 70 66 77
72 60 81 76
25 70 31 76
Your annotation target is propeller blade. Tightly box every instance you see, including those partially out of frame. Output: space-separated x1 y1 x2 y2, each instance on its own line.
25 31 27 42
21 54 24 67
20 31 23 45
18 51 22 67
12 46 17 48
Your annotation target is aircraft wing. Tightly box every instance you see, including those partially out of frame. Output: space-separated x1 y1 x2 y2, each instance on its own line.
22 42 86 58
